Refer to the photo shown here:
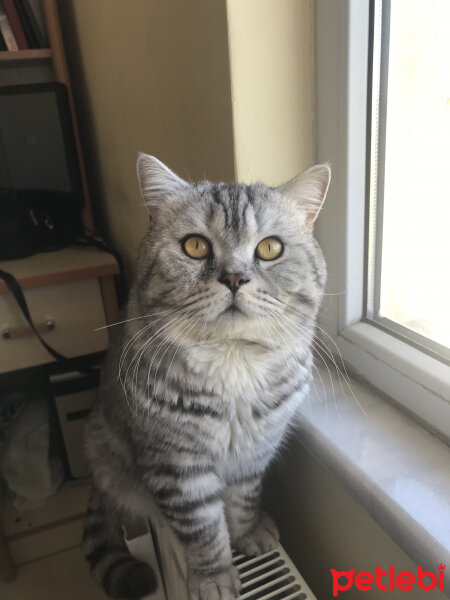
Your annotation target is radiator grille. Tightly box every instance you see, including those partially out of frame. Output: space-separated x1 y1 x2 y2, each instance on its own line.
149 511 318 600
233 547 315 600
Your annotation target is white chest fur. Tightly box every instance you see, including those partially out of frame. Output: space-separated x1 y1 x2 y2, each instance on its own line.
187 339 275 399
186 339 288 452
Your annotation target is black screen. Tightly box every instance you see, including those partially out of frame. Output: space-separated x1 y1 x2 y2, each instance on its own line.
0 82 84 209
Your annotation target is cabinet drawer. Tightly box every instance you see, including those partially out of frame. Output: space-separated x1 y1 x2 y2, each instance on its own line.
0 279 109 373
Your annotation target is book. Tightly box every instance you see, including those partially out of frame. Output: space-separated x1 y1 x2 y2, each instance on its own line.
0 1 18 50
27 0 46 46
15 0 38 48
3 0 29 49
17 0 46 48
0 27 7 49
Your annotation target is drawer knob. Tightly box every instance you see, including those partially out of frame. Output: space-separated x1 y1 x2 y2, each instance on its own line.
2 319 55 340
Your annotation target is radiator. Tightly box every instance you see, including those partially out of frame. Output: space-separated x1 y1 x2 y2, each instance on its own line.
232 547 316 600
131 512 318 600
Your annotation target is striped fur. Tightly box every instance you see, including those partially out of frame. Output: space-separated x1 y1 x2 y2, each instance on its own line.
84 155 330 600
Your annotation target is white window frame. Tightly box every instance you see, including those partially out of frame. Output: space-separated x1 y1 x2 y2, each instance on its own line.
315 0 450 440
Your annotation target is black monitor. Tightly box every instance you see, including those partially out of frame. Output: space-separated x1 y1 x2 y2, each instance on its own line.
0 82 84 210
0 83 85 259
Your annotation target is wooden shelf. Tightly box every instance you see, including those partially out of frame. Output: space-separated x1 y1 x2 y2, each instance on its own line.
0 246 119 294
0 49 52 61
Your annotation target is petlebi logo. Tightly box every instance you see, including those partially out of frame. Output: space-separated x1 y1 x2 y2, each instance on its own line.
330 564 446 597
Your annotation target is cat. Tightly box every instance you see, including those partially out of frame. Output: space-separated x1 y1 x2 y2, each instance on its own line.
83 153 330 600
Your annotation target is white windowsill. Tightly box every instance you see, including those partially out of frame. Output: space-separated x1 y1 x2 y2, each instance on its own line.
296 366 450 570
334 322 450 439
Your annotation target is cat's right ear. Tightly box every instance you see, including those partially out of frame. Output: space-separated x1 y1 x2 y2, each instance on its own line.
137 153 189 214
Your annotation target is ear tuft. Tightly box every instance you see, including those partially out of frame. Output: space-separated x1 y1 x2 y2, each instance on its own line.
278 163 331 225
136 153 189 213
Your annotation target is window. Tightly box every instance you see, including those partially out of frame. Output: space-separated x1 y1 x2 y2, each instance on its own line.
315 0 450 440
366 0 450 363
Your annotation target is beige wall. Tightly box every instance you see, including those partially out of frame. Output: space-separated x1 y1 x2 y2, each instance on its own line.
60 0 315 272
226 0 315 185
59 0 235 274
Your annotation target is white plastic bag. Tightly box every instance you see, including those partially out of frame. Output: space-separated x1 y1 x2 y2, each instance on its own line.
0 398 63 510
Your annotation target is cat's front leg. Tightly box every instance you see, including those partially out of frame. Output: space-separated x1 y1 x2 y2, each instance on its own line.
151 472 241 600
182 504 241 600
226 474 279 556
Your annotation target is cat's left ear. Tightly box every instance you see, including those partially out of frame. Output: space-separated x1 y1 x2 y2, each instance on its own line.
278 164 331 226
137 152 190 214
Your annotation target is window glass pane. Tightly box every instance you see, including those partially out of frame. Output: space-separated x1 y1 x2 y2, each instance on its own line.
378 0 450 350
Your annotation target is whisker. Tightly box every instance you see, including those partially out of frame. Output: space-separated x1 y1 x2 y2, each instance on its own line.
95 307 179 331
262 293 366 417
160 313 202 404
117 297 205 382
280 311 348 421
119 320 161 383
122 311 188 399
98 292 209 332
264 308 318 414
271 307 341 422
137 312 194 400
151 309 202 398
143 316 187 397
142 315 192 425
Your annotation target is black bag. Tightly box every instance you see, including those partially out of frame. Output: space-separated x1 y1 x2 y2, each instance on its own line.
0 188 83 260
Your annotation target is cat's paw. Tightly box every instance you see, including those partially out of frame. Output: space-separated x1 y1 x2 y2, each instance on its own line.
233 513 279 556
188 565 241 600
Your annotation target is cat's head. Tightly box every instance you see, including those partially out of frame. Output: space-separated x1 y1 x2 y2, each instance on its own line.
135 153 330 340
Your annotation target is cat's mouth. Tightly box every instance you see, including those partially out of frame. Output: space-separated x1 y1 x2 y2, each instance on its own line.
221 303 243 316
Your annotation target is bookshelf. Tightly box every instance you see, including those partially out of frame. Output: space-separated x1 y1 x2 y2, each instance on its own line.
0 1 119 582
0 0 119 311
1 0 96 230
0 47 51 60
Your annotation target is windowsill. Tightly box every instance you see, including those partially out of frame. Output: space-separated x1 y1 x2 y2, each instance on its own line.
296 366 450 570
335 321 450 440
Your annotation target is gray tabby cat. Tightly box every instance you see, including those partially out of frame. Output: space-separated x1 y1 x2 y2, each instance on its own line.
83 154 330 600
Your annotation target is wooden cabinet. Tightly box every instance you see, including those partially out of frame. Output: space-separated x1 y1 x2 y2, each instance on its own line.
0 247 118 372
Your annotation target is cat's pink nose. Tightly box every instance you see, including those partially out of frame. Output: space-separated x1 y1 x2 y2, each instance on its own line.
218 272 250 292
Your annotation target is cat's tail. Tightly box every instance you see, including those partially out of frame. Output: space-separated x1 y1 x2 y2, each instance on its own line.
83 486 157 599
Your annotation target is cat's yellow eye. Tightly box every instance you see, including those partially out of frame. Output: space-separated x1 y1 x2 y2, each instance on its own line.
256 237 283 261
183 235 210 259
